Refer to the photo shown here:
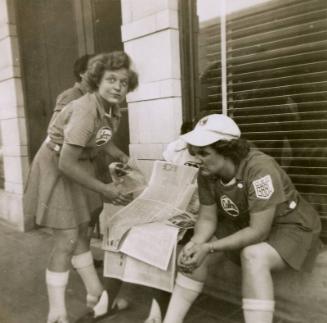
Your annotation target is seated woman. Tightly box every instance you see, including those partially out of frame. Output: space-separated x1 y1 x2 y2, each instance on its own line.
162 114 322 323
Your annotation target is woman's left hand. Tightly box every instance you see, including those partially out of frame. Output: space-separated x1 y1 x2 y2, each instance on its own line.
178 243 210 273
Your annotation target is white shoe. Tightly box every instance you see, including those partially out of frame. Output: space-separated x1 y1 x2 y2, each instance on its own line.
47 315 69 323
144 318 162 323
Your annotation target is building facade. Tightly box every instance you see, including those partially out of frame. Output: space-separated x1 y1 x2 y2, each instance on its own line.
1 0 326 238
1 0 327 321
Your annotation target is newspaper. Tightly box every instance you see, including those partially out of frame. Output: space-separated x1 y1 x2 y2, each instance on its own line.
120 222 179 270
102 161 198 291
103 244 177 292
103 161 198 250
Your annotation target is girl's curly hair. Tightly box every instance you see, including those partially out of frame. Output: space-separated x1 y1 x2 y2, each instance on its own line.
85 51 138 92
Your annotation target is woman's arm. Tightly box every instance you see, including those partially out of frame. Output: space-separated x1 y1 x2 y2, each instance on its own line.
105 140 129 163
191 204 217 243
206 207 276 252
59 143 128 203
178 204 217 271
181 207 276 271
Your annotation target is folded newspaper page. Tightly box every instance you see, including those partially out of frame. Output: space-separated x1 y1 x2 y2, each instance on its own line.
102 161 198 291
120 222 179 270
103 244 177 292
103 161 198 251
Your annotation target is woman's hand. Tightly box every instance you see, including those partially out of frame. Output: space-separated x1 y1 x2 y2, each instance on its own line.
119 154 129 164
102 184 132 205
178 241 210 273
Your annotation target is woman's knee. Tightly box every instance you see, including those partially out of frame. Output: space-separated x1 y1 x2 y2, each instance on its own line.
53 229 79 255
241 244 270 268
180 259 210 282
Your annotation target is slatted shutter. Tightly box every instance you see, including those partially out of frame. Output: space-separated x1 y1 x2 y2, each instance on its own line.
198 18 222 114
228 0 327 240
195 0 327 240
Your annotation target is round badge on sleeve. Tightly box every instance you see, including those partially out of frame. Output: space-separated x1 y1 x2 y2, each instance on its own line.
95 126 113 146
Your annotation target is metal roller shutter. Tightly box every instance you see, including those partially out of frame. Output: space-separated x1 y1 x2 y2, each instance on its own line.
228 0 327 240
197 0 327 240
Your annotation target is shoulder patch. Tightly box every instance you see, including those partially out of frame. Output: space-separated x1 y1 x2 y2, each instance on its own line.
252 175 274 199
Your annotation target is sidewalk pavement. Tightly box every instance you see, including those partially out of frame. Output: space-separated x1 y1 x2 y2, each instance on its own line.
0 221 243 323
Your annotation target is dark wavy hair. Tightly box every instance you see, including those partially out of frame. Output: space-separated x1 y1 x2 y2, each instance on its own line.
73 54 94 82
85 51 138 92
209 138 250 165
189 138 250 166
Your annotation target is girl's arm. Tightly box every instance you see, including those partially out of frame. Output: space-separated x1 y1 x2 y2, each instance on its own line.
59 143 128 202
105 140 129 163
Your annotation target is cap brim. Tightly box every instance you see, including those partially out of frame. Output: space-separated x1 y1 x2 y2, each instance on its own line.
181 129 226 147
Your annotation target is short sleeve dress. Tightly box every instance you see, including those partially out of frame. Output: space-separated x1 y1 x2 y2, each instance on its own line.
24 92 121 229
198 149 322 271
47 81 90 128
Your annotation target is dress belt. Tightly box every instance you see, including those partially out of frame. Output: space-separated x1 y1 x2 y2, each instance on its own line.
45 137 61 153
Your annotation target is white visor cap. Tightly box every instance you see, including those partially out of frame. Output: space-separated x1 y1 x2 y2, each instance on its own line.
181 114 241 147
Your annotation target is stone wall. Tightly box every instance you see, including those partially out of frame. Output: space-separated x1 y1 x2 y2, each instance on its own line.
121 0 183 174
0 0 30 231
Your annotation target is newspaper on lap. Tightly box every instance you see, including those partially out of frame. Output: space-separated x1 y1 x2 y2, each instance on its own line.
103 161 199 292
104 161 198 250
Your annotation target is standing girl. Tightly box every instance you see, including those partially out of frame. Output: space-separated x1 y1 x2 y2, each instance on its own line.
24 51 138 323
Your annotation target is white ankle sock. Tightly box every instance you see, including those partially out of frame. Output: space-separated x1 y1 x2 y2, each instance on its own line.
242 298 275 323
145 298 162 323
71 251 103 307
46 269 69 322
163 273 204 323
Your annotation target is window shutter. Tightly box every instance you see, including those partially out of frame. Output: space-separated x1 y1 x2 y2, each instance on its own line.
198 18 222 115
226 0 327 240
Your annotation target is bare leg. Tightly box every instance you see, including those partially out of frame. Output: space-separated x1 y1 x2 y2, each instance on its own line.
241 242 287 323
47 227 79 323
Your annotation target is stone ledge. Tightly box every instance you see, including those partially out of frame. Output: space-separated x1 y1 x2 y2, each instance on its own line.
204 247 327 323
127 79 181 102
122 9 178 42
128 98 182 144
121 0 178 25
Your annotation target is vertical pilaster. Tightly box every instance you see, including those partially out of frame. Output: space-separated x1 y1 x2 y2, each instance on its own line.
0 0 30 230
121 0 183 176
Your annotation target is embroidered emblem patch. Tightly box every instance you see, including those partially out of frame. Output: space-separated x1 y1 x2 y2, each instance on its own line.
252 175 274 199
220 195 239 217
95 126 112 146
